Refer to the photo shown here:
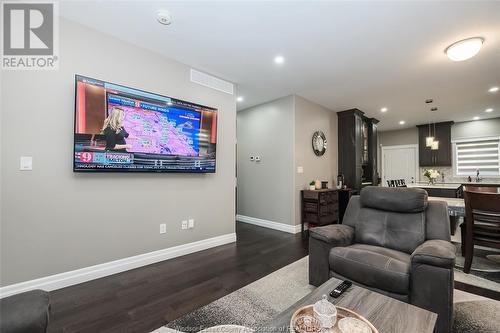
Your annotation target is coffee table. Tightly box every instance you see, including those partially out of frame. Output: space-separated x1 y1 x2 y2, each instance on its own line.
263 277 436 333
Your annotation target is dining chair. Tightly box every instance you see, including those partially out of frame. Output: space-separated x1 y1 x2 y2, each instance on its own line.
461 186 500 273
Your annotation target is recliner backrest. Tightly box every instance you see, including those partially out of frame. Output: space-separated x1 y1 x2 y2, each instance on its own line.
343 187 430 254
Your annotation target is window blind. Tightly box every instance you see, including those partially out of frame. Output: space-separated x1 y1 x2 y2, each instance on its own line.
455 138 500 176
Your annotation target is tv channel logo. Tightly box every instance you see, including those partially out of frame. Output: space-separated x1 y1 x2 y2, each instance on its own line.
1 1 59 70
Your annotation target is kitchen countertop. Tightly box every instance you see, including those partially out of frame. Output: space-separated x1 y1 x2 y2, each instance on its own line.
407 183 462 189
407 181 500 189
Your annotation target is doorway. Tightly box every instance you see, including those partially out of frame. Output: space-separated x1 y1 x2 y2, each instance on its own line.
381 144 419 186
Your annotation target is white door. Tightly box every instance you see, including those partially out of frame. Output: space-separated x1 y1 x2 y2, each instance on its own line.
382 145 418 186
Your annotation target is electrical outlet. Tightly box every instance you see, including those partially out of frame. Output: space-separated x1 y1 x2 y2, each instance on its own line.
160 223 166 234
181 220 188 230
188 219 194 229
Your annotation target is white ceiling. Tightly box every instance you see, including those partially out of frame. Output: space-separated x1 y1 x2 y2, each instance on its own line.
61 1 500 131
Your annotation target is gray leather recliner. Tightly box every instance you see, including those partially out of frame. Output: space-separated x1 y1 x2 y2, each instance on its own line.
309 186 455 333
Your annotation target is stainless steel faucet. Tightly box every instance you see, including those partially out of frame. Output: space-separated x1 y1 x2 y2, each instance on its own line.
476 169 482 182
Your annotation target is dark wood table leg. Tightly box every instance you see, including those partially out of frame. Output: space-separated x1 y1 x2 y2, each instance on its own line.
460 221 466 257
449 216 458 236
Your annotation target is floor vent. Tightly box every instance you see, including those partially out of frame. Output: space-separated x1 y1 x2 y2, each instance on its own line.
190 69 234 95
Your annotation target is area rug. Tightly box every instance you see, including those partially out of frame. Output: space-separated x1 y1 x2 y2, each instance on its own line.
153 257 500 333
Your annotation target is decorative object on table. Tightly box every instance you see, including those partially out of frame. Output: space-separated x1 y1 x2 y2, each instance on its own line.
312 131 327 156
290 304 376 333
423 169 440 185
292 315 322 333
313 295 337 328
337 174 344 189
314 180 322 190
338 317 372 333
309 181 316 191
321 181 328 189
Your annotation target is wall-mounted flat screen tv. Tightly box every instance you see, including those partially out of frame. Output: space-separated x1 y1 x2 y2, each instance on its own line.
74 75 217 173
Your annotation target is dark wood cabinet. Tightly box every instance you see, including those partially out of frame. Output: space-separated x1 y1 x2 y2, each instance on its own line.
338 109 379 190
301 189 339 235
417 121 453 167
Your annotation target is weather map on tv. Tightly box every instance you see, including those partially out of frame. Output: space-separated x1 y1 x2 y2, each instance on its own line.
74 75 217 172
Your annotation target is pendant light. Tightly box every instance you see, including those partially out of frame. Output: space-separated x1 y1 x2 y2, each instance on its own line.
425 121 434 147
431 122 439 150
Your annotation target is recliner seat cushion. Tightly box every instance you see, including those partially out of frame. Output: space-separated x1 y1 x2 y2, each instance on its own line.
329 244 411 295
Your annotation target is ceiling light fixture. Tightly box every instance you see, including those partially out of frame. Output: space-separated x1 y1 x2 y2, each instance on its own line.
445 37 484 61
399 120 405 125
236 96 244 102
380 107 388 112
473 116 480 120
156 10 172 25
274 55 285 64
489 86 499 93
485 108 494 113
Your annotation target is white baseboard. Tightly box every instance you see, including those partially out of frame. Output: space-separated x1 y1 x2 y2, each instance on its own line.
0 233 236 299
236 214 305 234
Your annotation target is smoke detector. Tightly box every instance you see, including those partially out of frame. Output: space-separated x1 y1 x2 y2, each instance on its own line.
156 10 172 25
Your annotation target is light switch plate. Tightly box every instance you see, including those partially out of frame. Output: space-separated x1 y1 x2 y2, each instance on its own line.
20 156 33 171
160 223 167 234
188 219 194 229
181 220 188 230
255 156 261 162
297 166 304 174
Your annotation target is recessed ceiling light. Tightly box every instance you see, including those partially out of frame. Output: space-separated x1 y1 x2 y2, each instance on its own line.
380 107 388 112
399 120 405 125
274 55 285 64
473 116 480 120
445 37 484 61
236 96 244 102
489 86 499 93
485 108 494 113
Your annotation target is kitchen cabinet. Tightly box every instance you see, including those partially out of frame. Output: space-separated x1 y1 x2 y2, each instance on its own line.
417 121 453 167
338 109 379 190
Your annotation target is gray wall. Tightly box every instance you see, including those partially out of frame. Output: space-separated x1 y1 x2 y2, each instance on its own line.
294 96 337 225
236 96 295 225
452 117 500 140
378 118 500 147
378 127 419 146
378 118 500 181
0 19 236 286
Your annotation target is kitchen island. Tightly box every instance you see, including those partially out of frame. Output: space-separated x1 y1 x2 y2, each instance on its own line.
407 181 500 198
407 182 462 198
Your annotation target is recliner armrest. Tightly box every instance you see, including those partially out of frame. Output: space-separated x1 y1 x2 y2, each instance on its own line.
309 224 354 247
411 239 456 269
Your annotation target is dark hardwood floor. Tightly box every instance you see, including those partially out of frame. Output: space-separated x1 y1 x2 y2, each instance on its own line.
47 222 308 333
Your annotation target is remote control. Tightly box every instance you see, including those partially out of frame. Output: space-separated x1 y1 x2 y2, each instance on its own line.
330 280 352 298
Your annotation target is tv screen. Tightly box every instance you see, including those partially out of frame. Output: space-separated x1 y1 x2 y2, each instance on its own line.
73 75 217 173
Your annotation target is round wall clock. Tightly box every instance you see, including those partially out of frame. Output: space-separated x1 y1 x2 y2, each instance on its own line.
312 131 327 156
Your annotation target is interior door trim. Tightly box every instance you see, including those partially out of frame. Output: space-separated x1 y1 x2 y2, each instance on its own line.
381 144 419 186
